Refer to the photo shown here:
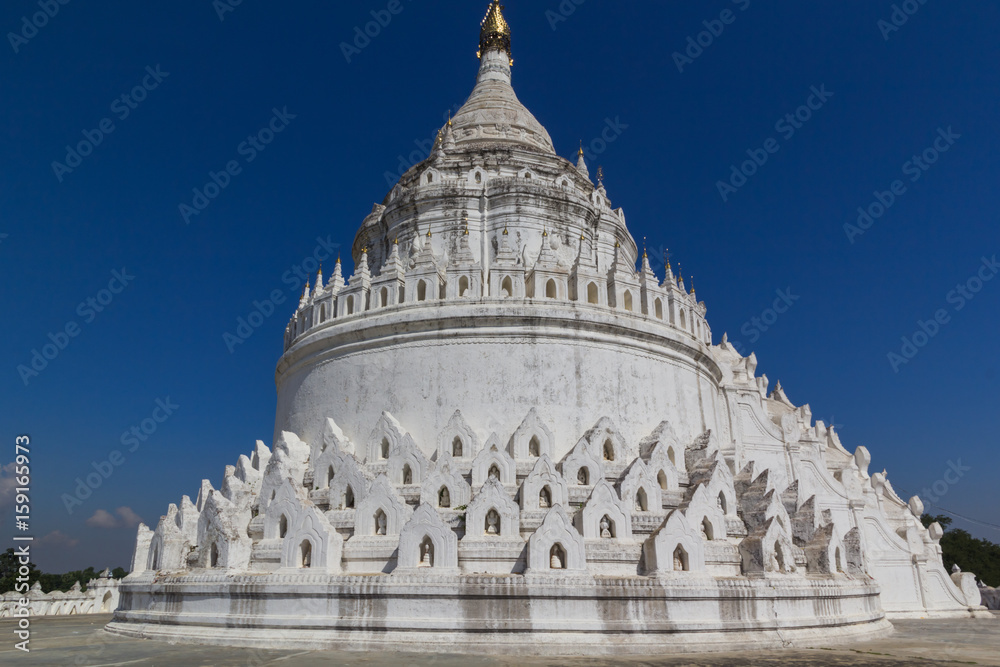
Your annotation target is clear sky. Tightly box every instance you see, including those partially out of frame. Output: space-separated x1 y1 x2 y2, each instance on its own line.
1 1 998 573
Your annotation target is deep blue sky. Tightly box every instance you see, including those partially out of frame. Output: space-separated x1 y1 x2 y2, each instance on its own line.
1 1 998 573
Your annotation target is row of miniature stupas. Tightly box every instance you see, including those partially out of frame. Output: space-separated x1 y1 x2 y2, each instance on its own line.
284 230 711 350
0 569 121 618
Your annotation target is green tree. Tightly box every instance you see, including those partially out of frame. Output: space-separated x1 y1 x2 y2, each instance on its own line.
0 548 41 593
922 514 1000 587
1 556 129 594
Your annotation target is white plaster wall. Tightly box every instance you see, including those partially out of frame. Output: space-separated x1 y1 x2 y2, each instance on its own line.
274 302 722 461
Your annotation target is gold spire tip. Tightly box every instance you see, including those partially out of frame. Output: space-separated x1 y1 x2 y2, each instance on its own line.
479 0 511 60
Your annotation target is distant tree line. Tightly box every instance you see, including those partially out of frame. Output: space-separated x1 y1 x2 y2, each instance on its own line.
0 548 127 594
921 515 1000 587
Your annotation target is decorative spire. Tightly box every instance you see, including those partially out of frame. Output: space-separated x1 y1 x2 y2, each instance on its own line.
479 1 512 62
640 244 656 283
381 237 404 276
313 265 324 295
597 166 604 187
442 119 456 151
576 142 589 178
330 255 345 294
355 247 372 283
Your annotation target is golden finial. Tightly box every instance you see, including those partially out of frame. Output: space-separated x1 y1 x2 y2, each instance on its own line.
615 239 621 248
362 247 368 254
447 112 452 127
479 0 511 61
393 238 398 245
542 228 548 237
427 227 432 238
597 166 604 185
678 264 683 283
642 238 647 259
502 226 509 235
690 276 695 293
578 141 584 157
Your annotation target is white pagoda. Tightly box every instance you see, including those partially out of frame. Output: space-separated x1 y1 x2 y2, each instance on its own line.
108 2 988 655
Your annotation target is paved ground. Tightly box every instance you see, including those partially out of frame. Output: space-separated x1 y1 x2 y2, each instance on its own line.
0 613 997 666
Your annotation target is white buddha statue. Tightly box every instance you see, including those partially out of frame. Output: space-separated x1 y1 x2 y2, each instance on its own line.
420 541 432 567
